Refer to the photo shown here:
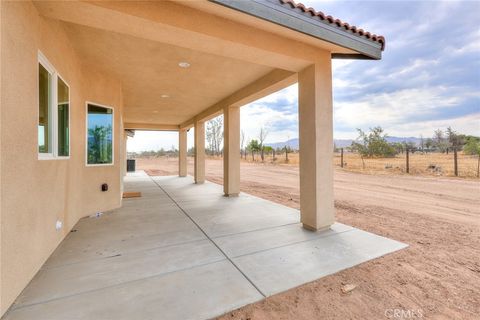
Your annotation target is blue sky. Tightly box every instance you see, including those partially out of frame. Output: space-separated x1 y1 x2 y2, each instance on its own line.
128 0 479 152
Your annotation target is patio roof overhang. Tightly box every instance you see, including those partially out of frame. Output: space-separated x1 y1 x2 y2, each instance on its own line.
208 0 384 60
32 0 384 130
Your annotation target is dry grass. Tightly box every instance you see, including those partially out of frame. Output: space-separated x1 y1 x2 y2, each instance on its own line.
238 151 480 178
334 152 479 178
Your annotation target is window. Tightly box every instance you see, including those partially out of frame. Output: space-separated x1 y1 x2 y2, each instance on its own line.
38 52 70 159
87 103 113 165
38 63 52 154
57 78 69 156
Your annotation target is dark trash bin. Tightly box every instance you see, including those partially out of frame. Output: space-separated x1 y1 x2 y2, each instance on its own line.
127 159 136 172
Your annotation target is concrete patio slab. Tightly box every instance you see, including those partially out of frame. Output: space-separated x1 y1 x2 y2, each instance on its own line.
5 261 263 320
44 226 206 268
15 240 225 308
231 228 407 296
4 172 407 320
213 222 354 258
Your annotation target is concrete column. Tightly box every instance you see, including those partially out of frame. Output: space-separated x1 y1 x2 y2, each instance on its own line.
298 52 335 230
179 129 187 177
223 106 240 196
194 121 205 184
122 131 128 177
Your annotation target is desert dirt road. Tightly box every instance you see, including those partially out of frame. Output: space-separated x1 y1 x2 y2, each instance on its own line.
138 157 480 320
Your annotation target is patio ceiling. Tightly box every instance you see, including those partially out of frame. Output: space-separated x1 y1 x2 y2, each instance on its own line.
62 22 274 125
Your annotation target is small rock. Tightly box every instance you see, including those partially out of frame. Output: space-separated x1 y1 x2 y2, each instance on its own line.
341 284 357 294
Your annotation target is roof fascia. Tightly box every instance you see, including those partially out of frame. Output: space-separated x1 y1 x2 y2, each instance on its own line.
209 0 382 60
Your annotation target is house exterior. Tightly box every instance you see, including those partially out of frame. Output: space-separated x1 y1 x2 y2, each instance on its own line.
0 0 384 316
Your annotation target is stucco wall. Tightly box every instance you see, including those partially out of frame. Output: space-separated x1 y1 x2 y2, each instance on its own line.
0 1 124 315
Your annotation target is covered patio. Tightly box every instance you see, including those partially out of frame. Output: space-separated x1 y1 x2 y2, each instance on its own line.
4 172 406 320
0 0 400 318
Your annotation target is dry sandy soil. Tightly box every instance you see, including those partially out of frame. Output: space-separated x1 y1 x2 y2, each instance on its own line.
138 157 480 320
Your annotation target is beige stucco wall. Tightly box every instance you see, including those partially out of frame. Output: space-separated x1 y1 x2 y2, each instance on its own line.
0 1 124 315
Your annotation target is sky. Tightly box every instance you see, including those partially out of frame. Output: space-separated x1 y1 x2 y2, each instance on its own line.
128 0 480 152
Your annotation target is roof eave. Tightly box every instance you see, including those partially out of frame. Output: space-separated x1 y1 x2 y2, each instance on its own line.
209 0 383 60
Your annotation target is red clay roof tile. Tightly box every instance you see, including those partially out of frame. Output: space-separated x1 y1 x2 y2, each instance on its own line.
280 0 385 50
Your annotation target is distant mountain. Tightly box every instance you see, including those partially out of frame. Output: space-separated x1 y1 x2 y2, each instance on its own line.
385 136 422 145
266 136 422 150
266 138 299 149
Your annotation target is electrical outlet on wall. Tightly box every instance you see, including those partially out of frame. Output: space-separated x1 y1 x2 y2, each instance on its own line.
55 220 63 231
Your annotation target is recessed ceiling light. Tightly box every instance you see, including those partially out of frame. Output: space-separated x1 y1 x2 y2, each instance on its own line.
161 94 170 98
178 61 190 68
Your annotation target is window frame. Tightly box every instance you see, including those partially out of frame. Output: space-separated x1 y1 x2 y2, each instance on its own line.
85 101 115 167
38 51 71 160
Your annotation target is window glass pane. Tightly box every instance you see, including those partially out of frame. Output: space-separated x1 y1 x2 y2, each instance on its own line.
57 78 69 156
38 63 52 153
87 104 113 164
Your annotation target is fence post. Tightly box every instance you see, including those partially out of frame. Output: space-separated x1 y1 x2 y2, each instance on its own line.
341 148 344 168
406 148 410 173
285 146 288 162
454 148 458 176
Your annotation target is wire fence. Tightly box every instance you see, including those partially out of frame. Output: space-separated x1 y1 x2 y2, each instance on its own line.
334 149 480 178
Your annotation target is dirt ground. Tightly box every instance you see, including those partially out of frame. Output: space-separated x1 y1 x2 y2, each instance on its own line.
138 157 480 320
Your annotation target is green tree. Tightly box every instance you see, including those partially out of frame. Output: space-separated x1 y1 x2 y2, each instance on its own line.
425 138 434 151
464 139 480 156
263 146 273 161
247 139 261 161
433 129 449 152
88 125 112 164
464 139 480 178
446 127 464 150
351 127 397 158
392 142 405 154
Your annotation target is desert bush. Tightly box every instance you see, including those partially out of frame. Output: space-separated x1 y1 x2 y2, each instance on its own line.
351 127 397 158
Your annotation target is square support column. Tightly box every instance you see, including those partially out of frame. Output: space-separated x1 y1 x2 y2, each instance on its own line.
122 131 128 177
179 129 187 177
298 53 335 230
223 106 240 196
194 121 205 184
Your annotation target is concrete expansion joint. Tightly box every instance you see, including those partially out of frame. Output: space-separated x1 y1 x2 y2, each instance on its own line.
11 257 228 312
149 176 267 298
229 228 355 259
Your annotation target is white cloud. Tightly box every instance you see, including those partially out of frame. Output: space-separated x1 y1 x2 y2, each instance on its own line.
388 58 439 78
241 84 298 143
335 87 461 125
334 86 477 138
446 29 480 56
387 113 480 137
